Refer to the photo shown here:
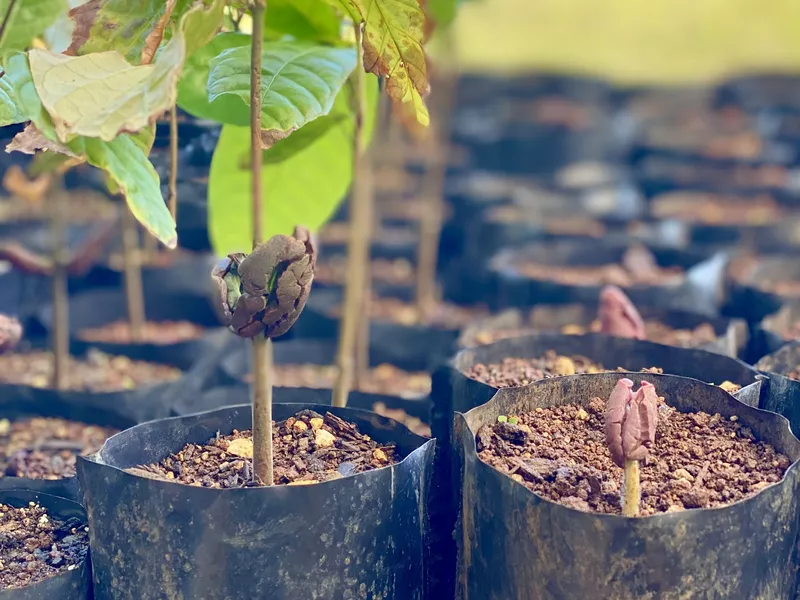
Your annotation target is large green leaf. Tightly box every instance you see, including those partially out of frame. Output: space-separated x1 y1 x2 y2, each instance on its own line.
336 0 430 127
208 76 379 255
81 134 176 248
0 0 67 51
265 0 343 43
177 32 250 125
0 51 54 133
207 41 357 147
426 0 458 29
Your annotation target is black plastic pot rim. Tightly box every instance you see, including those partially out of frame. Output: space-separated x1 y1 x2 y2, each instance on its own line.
85 402 433 494
460 374 799 520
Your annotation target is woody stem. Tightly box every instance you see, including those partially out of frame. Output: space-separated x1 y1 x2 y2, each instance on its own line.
622 459 641 517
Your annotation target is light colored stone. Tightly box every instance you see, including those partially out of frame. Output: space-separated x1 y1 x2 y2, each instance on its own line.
309 418 324 431
673 468 694 482
373 449 388 462
575 408 590 421
552 356 576 376
227 438 254 458
293 420 308 432
315 429 336 448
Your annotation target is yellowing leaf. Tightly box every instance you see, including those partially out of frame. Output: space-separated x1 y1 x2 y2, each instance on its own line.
27 0 221 144
208 77 379 255
340 0 430 127
207 42 357 147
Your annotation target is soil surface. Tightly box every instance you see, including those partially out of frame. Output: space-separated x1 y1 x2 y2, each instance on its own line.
464 352 741 393
651 192 783 225
330 296 489 329
314 257 415 287
469 320 719 349
0 417 118 479
132 410 400 488
0 501 89 590
78 320 205 345
477 394 791 515
512 246 685 287
371 402 431 437
244 363 431 399
0 349 182 392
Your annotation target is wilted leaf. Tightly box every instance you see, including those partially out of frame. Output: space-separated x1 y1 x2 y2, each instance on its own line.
208 76 379 255
207 41 357 147
0 0 67 51
177 32 250 125
339 0 430 127
141 0 177 64
81 134 176 248
5 123 79 157
179 0 226 58
28 0 218 143
42 0 90 54
265 0 343 43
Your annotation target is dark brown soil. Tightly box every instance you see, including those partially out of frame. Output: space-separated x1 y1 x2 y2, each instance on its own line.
477 394 791 515
469 319 718 349
512 246 685 288
0 349 182 392
464 352 741 393
131 410 400 487
371 402 431 437
0 501 89 590
314 257 415 287
0 417 119 480
330 296 489 329
244 363 431 399
464 352 604 388
78 320 205 345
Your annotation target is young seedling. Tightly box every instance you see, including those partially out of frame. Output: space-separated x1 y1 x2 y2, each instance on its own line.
212 226 316 485
605 378 658 516
597 285 646 340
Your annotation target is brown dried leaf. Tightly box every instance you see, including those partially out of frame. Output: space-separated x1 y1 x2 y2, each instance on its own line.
2 165 50 205
65 0 100 56
5 124 80 158
141 0 177 65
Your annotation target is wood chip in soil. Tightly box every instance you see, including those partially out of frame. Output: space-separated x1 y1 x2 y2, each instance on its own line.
244 363 431 399
464 351 741 393
0 417 119 480
0 501 89 590
78 320 205 345
131 411 400 488
477 395 791 515
0 349 181 392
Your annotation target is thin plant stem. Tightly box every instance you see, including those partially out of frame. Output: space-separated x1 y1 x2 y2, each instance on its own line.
168 104 179 223
415 29 457 320
333 21 371 408
249 0 273 487
50 181 68 390
121 207 145 342
622 459 641 517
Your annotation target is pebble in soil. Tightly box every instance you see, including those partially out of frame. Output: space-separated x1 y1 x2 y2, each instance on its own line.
471 319 718 349
511 245 685 288
0 348 181 392
131 411 400 488
78 320 205 345
0 501 89 590
464 351 741 393
477 395 792 515
244 363 431 399
0 417 119 480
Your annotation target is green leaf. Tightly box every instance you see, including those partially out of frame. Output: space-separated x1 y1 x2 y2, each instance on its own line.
265 0 343 43
177 32 250 125
427 0 458 29
42 0 89 54
66 0 177 62
0 51 54 134
207 41 357 146
0 0 67 51
27 0 220 144
338 0 430 127
208 76 379 255
80 134 176 248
